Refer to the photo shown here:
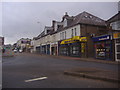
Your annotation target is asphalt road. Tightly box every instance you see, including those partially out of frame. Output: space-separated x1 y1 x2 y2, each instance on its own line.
2 53 119 88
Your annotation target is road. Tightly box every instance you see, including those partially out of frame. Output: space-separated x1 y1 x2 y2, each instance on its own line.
2 53 119 88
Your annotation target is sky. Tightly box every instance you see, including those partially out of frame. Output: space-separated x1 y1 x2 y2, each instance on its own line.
1 2 119 44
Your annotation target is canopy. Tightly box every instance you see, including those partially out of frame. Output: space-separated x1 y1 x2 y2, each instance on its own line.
60 36 87 45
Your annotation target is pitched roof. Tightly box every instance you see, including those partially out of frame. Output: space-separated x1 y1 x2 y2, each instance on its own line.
107 12 120 23
69 11 106 27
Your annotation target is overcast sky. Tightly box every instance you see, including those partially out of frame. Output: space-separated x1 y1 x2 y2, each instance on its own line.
1 2 118 44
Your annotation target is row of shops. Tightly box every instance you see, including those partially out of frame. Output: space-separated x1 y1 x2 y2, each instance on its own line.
35 33 120 61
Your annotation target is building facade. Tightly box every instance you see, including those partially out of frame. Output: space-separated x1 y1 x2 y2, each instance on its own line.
107 11 120 61
31 11 108 59
16 38 31 52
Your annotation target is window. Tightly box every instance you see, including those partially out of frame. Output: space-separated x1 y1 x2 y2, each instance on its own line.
71 28 77 37
60 32 66 40
60 33 62 40
117 21 120 29
71 29 73 37
65 31 66 39
63 19 67 27
74 28 77 36
62 32 64 39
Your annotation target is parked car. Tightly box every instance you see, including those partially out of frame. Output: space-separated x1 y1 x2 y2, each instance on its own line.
13 49 17 53
19 49 23 53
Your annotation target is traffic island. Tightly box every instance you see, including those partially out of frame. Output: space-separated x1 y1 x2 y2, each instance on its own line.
64 68 120 83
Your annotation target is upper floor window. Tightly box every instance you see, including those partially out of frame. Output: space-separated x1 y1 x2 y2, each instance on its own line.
60 33 62 40
110 21 120 30
74 28 77 36
60 31 66 40
62 32 64 39
65 31 66 39
71 28 77 37
71 29 73 37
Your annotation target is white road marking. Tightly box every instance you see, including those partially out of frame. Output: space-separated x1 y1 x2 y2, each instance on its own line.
25 77 48 82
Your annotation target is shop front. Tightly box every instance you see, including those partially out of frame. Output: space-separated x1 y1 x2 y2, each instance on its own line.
51 42 58 55
58 36 87 57
46 44 50 55
41 45 46 54
36 46 40 53
113 32 120 61
92 35 112 60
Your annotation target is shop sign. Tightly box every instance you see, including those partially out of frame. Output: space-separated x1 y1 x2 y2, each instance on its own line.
81 43 85 53
113 32 120 39
60 36 87 44
92 35 111 42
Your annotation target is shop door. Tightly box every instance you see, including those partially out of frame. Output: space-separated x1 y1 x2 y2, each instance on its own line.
115 39 120 61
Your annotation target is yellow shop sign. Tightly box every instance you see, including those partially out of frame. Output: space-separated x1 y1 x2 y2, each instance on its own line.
60 36 87 44
113 33 120 39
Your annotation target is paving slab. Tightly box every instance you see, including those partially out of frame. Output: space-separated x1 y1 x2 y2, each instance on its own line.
64 67 120 83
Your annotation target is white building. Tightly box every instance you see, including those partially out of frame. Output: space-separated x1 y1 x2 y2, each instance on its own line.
16 38 31 52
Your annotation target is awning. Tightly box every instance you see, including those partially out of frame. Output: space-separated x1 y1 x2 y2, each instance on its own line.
60 36 87 45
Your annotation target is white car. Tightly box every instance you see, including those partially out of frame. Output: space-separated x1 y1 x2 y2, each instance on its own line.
19 49 23 53
13 49 17 53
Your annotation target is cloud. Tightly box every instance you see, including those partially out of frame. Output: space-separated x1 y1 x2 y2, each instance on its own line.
2 2 118 44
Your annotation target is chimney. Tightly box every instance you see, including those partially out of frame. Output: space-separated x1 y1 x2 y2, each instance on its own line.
65 12 68 15
52 20 56 31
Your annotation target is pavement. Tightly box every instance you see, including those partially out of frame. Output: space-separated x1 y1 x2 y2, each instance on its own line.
64 67 120 83
34 53 120 65
2 51 14 57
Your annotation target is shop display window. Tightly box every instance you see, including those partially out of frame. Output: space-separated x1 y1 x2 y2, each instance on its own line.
60 47 68 56
95 42 106 58
95 41 112 60
116 39 120 43
117 54 120 59
70 46 80 56
117 45 120 52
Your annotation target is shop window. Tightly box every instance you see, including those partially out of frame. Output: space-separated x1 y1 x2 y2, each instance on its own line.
71 29 73 37
71 46 79 55
60 33 62 40
117 54 120 59
117 45 120 52
95 43 106 58
116 39 120 43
